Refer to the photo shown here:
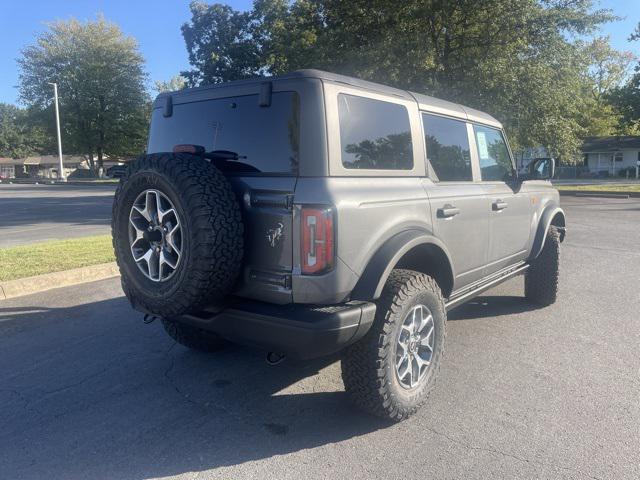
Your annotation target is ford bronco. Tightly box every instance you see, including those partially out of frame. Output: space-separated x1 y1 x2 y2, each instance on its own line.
112 70 566 420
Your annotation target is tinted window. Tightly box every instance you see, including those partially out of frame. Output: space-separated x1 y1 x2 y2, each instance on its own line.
338 94 413 170
148 92 299 174
473 125 513 181
422 113 472 181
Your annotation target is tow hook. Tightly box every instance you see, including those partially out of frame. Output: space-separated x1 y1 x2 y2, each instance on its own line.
143 314 158 324
266 352 286 366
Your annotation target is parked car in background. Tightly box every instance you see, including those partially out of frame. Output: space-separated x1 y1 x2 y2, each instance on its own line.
106 164 128 178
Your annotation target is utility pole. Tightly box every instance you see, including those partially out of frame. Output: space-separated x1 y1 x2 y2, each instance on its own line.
49 82 65 182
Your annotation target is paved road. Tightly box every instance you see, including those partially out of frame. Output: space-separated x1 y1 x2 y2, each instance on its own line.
1 196 639 479
0 184 115 248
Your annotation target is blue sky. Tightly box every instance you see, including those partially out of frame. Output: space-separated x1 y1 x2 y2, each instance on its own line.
0 0 638 105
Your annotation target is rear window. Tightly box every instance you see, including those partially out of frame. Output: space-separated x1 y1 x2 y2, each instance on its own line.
148 92 299 174
338 94 413 170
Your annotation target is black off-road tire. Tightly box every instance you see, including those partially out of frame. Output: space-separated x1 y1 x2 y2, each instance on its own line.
341 269 446 421
112 153 243 317
525 225 560 307
161 318 227 352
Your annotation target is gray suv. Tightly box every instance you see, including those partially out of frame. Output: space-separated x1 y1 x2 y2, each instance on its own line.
112 70 566 420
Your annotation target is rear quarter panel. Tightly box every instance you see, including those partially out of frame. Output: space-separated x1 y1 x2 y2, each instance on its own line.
292 177 433 303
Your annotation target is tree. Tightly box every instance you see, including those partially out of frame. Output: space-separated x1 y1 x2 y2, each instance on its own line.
181 0 620 163
608 23 640 133
154 75 188 94
0 103 50 158
578 37 636 135
181 3 258 86
18 16 150 171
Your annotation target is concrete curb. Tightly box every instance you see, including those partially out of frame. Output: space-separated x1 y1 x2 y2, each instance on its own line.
0 262 120 300
559 190 639 198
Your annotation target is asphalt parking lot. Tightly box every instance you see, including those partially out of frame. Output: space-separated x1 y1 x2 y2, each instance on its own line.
1 196 639 480
0 183 115 248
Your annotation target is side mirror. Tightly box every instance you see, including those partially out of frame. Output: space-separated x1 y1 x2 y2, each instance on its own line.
522 157 555 181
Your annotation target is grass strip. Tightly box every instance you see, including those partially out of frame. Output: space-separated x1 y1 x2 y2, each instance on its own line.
0 235 115 281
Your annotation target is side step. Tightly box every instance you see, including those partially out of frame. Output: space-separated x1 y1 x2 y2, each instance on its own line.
444 263 529 311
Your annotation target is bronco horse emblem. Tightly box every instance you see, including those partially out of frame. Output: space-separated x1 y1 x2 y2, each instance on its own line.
266 222 284 247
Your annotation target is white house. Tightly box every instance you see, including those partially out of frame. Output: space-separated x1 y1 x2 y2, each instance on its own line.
582 136 640 177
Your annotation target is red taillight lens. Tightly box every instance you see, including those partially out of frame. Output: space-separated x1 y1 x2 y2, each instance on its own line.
301 207 334 275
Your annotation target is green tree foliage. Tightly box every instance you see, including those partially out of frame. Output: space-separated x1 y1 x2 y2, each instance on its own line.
608 23 640 133
154 75 188 94
182 0 622 163
18 16 150 171
0 103 50 158
581 37 636 135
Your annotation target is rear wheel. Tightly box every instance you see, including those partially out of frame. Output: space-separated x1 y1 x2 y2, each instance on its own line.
341 269 446 421
525 225 560 307
161 318 227 352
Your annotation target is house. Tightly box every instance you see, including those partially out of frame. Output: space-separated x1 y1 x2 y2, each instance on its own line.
22 155 88 179
582 136 640 177
0 157 22 179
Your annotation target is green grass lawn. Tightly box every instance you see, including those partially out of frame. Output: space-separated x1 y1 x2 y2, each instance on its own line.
556 184 640 193
0 235 115 282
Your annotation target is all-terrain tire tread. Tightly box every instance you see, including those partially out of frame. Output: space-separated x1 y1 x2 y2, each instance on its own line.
525 225 560 306
111 153 243 317
341 269 446 421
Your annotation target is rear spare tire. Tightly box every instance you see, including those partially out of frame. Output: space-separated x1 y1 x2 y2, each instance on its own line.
112 153 243 317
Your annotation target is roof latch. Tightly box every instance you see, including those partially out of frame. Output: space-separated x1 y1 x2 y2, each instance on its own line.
163 95 173 117
259 81 272 107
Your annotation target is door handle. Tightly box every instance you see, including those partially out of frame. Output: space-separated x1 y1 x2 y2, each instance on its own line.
437 204 460 218
492 200 508 211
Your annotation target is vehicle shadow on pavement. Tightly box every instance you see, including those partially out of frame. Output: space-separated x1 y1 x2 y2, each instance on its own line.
448 295 537 321
0 298 388 479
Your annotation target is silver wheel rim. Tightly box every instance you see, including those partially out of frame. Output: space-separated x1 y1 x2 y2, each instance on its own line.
128 189 182 282
395 304 435 389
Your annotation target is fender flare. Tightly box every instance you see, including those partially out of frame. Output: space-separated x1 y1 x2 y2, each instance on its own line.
530 205 566 260
350 229 455 301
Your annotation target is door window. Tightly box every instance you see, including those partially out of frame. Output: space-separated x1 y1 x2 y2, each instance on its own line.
338 94 413 170
422 113 472 181
473 125 514 181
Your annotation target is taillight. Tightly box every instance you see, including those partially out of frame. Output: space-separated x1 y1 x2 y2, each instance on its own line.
301 207 334 275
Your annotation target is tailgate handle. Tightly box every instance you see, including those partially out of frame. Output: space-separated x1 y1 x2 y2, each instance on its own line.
437 204 460 218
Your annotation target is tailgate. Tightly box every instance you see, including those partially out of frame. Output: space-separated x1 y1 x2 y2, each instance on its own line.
227 176 296 304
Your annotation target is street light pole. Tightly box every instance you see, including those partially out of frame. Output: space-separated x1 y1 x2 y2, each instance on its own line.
49 82 65 182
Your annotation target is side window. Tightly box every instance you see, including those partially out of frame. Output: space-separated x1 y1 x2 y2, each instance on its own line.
473 125 514 181
422 113 472 181
338 94 413 170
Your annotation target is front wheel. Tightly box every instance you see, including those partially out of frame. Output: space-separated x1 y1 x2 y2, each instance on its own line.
341 269 446 421
525 225 560 307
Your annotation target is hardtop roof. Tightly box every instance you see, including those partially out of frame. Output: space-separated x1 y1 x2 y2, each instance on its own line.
156 69 502 128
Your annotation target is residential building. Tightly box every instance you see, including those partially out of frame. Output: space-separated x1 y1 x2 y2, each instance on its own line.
582 136 640 177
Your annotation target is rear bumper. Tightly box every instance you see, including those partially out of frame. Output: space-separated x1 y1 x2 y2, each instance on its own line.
178 300 377 360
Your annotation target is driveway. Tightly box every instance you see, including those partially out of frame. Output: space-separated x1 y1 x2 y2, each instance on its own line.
0 196 638 479
0 183 115 248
